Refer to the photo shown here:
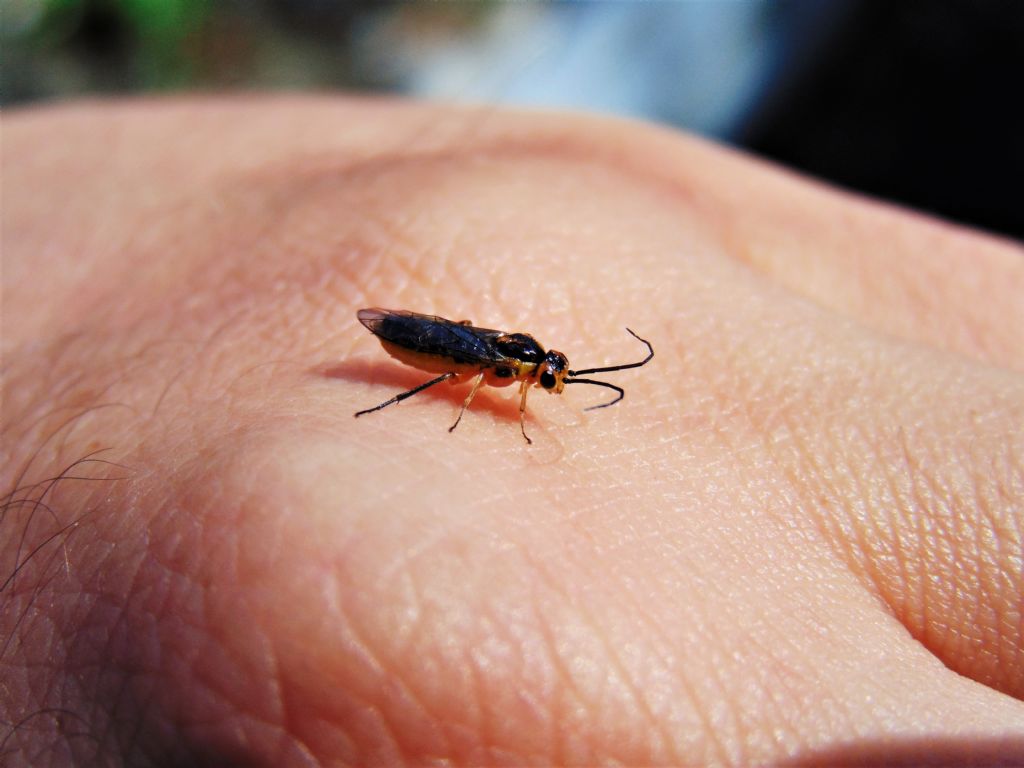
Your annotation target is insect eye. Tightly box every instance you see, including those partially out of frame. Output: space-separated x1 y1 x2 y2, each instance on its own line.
540 371 556 389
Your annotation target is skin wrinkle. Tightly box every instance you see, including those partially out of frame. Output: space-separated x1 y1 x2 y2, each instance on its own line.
565 582 679 764
526 584 583 765
480 611 553 764
464 606 516 765
520 540 696 768
865 422 944 631
679 512 782 765
0 333 92 420
907 428 936 652
282 701 358 768
1 553 64 717
311 577 431 763
462 612 493 759
378 540 537 754
982 446 1023 653
396 571 473 755
790 622 875 740
189 529 296 750
464 580 563 761
1 457 100 587
726 619 808 759
55 589 110 765
869 420 919 626
712 520 872 753
712 182 1024 373
893 427 929 623
99 643 146 761
381 565 431 674
648 609 734 766
744 300 1022 692
145 320 254 423
515 546 654 763
261 139 706 321
88 559 165 760
899 428 985 649
733 342 1011 704
256 639 293 760
85 498 216 761
1 466 115 683
2 373 126 467
4 377 146 562
963 445 998 661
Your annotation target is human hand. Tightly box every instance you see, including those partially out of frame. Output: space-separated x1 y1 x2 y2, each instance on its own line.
3 97 1022 766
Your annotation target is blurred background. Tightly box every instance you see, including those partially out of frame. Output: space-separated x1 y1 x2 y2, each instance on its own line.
3 0 1022 239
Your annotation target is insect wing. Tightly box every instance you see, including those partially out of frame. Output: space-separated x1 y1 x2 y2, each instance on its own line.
358 308 504 366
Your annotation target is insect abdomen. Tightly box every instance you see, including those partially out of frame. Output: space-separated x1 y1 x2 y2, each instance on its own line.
360 309 491 365
378 340 480 379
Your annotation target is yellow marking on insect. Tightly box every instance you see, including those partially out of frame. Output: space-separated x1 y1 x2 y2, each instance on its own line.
353 308 654 444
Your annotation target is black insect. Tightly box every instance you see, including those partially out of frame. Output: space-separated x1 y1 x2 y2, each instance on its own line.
354 308 654 444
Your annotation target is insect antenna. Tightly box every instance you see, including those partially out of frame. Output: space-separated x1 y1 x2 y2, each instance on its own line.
563 378 625 410
567 328 654 377
564 328 654 409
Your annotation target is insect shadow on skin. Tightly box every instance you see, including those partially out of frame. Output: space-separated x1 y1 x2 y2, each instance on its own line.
352 309 654 444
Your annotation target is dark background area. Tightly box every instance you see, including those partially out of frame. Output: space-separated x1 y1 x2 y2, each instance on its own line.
3 0 1022 240
741 2 1024 241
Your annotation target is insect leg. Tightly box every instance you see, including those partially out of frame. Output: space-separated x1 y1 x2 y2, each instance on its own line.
354 372 455 417
518 380 533 445
448 372 485 434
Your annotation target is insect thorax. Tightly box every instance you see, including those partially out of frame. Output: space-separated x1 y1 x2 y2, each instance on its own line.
494 333 545 365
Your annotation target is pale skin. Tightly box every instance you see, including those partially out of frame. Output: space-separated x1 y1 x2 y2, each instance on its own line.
2 97 1022 766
